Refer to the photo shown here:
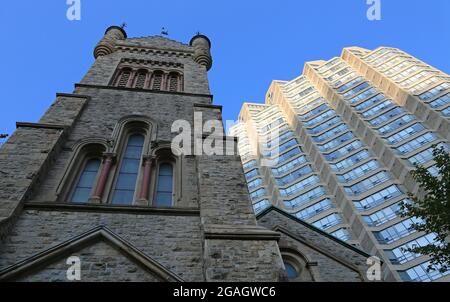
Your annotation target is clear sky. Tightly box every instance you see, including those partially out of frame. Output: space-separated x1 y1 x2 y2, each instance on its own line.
1 0 449 135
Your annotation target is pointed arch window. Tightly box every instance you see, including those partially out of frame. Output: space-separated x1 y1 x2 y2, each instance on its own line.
71 158 101 203
168 72 180 92
154 163 174 207
111 134 145 205
151 71 164 91
116 68 132 87
134 70 148 89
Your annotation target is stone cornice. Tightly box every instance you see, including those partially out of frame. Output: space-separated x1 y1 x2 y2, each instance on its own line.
74 83 213 101
203 224 281 241
15 122 67 130
193 103 223 111
55 93 90 99
23 202 200 217
115 43 194 56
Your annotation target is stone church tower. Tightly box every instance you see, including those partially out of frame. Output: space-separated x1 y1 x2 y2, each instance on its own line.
0 26 372 282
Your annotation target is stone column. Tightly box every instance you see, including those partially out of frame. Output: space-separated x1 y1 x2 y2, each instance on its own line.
90 152 116 204
136 156 154 206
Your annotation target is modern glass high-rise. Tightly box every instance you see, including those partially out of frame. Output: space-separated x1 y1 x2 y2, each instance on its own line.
229 47 450 282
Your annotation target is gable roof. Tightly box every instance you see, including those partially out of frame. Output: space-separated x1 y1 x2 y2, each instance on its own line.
0 225 184 282
256 206 372 259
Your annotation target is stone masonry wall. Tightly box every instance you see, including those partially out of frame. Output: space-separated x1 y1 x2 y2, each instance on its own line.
80 38 211 95
16 240 161 282
196 155 285 281
258 210 371 281
31 87 210 205
0 209 203 281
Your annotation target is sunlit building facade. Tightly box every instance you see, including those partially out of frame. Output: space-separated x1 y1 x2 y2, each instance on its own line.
230 47 450 282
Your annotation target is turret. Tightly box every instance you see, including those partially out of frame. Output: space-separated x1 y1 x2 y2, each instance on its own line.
189 34 213 71
94 26 127 59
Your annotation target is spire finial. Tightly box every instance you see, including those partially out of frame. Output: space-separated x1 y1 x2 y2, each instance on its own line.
120 23 127 29
161 27 169 36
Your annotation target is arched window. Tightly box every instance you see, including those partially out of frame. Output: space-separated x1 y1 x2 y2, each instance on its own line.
116 68 132 88
168 72 180 92
111 134 145 205
134 69 148 89
151 71 164 90
284 261 299 280
71 158 101 203
281 251 314 282
154 163 174 207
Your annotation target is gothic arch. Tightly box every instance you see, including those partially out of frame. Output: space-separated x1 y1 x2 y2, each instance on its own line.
56 138 108 203
149 143 183 206
110 115 158 155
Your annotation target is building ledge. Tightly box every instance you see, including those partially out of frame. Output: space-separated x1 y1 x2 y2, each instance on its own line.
23 202 200 216
203 224 281 241
74 83 213 101
15 122 67 130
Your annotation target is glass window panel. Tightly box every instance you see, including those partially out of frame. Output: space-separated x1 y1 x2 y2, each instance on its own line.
354 185 403 211
330 150 370 172
71 158 101 204
276 165 313 186
284 187 326 209
374 217 422 244
71 188 92 204
355 94 385 111
337 160 380 183
253 199 271 214
111 190 135 205
76 171 98 188
280 176 320 197
349 87 377 104
119 158 140 173
362 100 395 118
313 213 343 230
112 134 144 205
362 201 404 227
396 133 437 155
331 228 352 241
155 163 174 207
295 198 334 221
115 174 139 190
284 262 299 279
377 115 415 135
318 132 355 152
369 108 405 126
344 171 390 196
324 141 363 162
272 156 307 176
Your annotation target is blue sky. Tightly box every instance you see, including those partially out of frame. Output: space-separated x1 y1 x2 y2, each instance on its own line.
1 0 449 135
